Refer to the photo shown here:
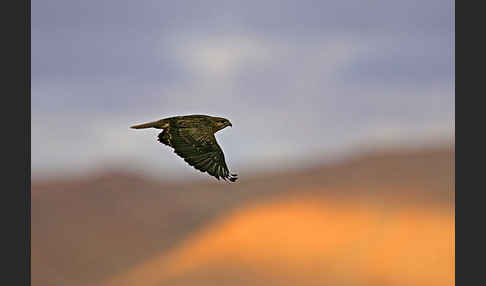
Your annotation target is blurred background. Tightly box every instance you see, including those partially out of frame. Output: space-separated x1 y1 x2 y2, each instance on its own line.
32 0 454 285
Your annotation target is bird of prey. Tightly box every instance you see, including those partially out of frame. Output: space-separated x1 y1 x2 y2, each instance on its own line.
131 115 238 182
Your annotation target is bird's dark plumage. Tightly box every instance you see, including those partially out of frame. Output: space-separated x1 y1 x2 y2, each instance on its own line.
131 115 237 182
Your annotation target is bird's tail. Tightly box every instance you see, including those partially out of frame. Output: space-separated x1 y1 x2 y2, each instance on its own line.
130 120 166 129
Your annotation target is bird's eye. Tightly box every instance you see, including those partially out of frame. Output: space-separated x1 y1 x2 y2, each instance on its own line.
219 120 226 123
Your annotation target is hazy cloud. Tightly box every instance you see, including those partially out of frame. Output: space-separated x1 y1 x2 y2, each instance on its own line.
32 0 454 178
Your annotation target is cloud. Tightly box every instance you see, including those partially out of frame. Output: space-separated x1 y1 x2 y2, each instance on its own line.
166 34 271 80
31 0 454 178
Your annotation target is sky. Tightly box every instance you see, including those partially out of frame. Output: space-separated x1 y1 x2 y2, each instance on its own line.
32 0 454 180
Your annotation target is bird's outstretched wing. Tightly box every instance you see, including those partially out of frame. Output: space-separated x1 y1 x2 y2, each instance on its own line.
159 127 238 182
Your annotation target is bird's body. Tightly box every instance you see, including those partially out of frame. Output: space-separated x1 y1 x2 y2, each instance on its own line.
131 115 238 182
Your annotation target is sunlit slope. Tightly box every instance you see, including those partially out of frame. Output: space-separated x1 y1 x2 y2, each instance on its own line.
104 193 454 286
32 146 453 286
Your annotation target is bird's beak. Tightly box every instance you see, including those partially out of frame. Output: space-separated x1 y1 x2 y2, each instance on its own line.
229 122 232 127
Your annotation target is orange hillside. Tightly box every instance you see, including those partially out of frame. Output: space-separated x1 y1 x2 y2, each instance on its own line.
103 190 454 286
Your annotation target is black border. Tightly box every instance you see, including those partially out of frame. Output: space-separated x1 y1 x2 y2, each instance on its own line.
26 0 31 283
3 0 30 284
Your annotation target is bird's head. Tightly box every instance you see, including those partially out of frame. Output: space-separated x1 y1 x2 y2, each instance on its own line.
211 117 232 131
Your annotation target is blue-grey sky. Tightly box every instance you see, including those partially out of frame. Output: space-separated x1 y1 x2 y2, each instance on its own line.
32 0 454 180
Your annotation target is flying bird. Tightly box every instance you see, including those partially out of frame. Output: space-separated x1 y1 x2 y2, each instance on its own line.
131 115 238 182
